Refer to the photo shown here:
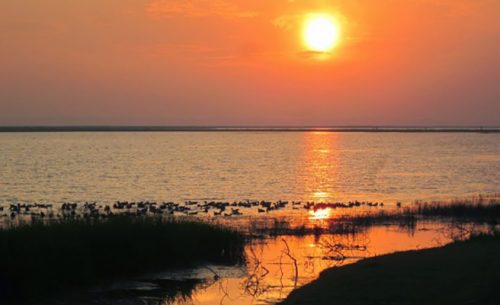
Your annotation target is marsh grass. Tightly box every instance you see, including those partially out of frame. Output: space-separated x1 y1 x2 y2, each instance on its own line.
415 201 500 220
249 201 500 237
0 216 244 302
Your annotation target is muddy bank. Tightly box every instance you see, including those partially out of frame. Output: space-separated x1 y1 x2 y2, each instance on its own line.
280 234 500 305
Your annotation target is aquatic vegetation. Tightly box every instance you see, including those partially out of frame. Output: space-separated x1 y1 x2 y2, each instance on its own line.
0 216 244 303
415 200 500 221
247 199 500 238
2 195 498 226
0 196 498 303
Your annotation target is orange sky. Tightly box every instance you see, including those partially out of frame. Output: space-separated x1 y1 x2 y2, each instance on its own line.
0 0 499 126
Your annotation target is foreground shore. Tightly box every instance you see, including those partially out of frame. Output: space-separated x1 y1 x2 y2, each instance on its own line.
281 234 500 305
0 217 244 303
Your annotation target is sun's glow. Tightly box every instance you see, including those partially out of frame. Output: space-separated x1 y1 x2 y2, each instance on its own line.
303 15 341 52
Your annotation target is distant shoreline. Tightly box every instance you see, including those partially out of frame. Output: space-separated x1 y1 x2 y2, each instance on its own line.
1 126 499 133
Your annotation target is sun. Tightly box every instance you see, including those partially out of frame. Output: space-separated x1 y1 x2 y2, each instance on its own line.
303 14 341 53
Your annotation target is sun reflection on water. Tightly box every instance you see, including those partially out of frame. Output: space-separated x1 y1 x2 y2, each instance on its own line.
313 191 329 200
300 132 339 203
309 207 332 220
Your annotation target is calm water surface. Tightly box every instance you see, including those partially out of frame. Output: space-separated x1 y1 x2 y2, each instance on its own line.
2 132 499 305
1 132 499 205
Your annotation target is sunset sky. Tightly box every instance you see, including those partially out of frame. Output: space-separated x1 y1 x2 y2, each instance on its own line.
1 0 499 126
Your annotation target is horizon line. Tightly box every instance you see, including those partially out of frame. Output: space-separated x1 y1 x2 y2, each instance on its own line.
1 125 499 133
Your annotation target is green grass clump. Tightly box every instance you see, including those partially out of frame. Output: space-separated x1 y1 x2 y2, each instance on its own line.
0 216 244 302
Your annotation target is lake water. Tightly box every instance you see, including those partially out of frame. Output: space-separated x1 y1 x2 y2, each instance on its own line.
1 132 499 206
2 131 499 305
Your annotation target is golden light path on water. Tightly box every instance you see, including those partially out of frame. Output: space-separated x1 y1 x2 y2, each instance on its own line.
300 131 338 203
308 207 332 219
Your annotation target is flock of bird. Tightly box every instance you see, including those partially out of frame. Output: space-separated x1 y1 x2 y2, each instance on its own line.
0 199 388 220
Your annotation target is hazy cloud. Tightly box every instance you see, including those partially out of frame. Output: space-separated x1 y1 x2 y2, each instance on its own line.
415 0 499 16
145 0 259 19
272 14 301 31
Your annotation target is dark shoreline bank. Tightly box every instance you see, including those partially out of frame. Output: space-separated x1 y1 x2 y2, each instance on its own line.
280 233 500 305
1 126 499 133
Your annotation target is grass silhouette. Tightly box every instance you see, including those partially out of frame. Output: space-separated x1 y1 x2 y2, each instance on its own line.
0 216 244 302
